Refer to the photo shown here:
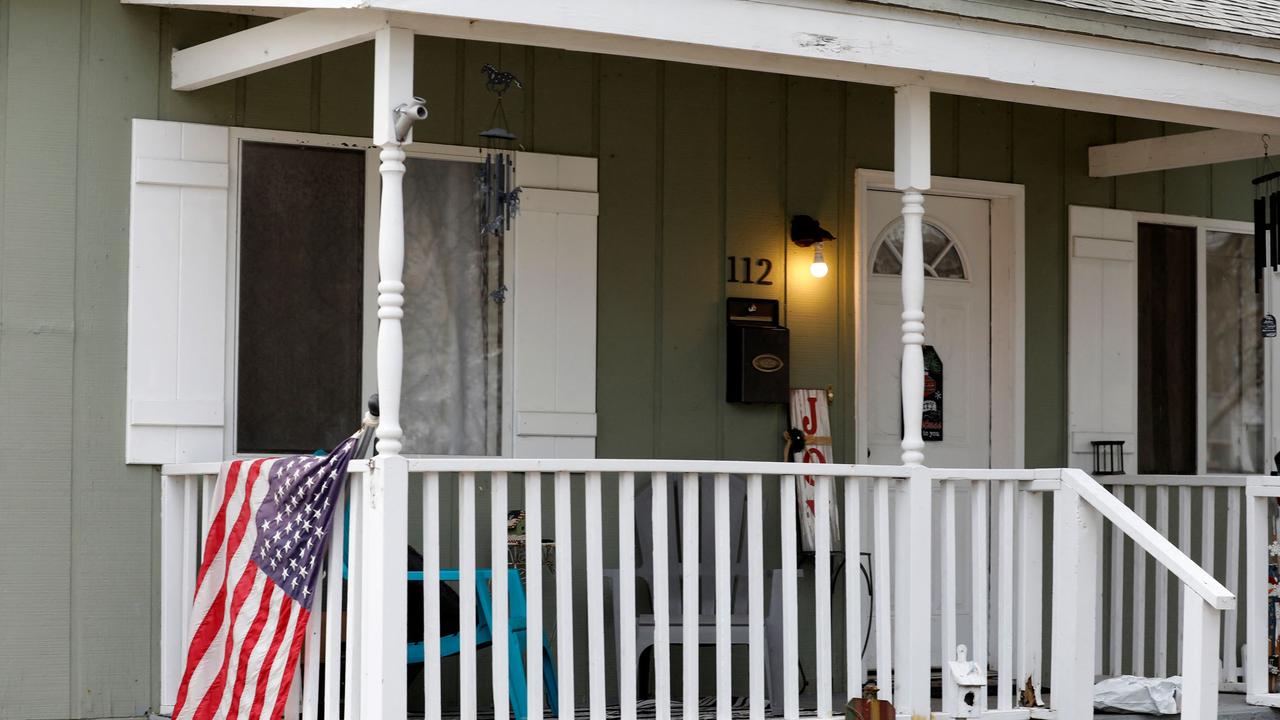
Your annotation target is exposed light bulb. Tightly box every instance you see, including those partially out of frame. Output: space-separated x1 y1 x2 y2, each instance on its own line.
810 241 829 278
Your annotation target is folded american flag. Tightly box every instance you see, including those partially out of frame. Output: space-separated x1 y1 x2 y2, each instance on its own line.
172 433 363 720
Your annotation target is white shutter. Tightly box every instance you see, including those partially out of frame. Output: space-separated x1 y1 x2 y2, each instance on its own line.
1067 205 1138 470
126 119 230 464
510 153 599 458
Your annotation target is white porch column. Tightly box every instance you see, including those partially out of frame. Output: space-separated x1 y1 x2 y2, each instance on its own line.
894 85 933 719
362 25 413 720
895 85 931 467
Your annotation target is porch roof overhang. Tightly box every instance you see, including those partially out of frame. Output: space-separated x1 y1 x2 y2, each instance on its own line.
129 0 1280 135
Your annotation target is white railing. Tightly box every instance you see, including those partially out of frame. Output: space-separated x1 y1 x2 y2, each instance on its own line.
157 460 1235 720
1093 475 1260 689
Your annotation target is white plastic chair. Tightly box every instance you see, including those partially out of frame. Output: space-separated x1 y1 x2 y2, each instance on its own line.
605 474 778 705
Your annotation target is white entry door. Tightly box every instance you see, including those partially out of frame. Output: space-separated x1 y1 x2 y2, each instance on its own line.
863 190 992 468
862 189 992 668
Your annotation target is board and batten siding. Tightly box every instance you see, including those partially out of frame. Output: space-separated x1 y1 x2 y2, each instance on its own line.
0 1 1262 718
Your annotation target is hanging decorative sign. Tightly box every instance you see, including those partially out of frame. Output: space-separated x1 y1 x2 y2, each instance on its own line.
789 388 841 553
922 345 944 441
1264 314 1277 338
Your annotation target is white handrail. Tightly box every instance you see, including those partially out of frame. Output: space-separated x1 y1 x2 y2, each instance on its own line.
1060 468 1234 610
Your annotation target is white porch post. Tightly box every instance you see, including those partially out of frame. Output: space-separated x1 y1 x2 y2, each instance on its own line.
361 25 413 720
895 85 930 468
894 84 933 719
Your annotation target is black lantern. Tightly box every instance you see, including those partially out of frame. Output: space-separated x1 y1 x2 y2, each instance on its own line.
1091 440 1125 476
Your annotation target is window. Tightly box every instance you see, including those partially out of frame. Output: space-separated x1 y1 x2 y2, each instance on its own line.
871 218 967 280
1067 205 1264 476
233 142 502 456
1136 223 1263 474
236 142 366 454
126 120 598 464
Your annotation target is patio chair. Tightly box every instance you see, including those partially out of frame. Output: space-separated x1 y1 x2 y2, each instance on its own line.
604 474 777 705
342 508 559 720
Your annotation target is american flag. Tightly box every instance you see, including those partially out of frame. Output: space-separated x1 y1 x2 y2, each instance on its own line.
172 433 363 720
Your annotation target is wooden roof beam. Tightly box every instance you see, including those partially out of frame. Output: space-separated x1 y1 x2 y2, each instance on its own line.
169 8 389 91
1089 129 1270 177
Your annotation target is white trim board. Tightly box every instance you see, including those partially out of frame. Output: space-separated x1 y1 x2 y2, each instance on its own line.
149 0 1280 133
854 169 1027 469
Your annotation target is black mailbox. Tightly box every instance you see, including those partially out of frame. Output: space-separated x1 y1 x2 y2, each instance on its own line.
727 297 789 404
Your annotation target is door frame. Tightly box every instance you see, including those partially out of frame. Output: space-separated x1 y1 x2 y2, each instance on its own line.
853 169 1026 468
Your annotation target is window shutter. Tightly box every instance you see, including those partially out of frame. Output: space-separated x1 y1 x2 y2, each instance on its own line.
1067 205 1137 470
510 153 599 458
126 119 230 464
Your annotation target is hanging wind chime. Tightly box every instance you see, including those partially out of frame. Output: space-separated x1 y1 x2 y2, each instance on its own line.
477 63 523 305
1253 135 1278 295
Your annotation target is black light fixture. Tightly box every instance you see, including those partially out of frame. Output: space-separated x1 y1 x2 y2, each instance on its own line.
790 215 835 278
1091 440 1125 476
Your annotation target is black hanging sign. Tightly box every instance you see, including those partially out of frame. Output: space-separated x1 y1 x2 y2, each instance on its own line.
1264 314 1277 338
922 345 943 441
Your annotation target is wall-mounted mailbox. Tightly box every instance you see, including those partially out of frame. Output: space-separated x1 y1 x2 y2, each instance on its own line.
727 297 789 404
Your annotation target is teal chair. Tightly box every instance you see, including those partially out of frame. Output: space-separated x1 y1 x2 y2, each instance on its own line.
340 503 559 719
406 567 560 720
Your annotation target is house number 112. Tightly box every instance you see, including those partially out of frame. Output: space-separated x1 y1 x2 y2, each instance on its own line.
727 256 774 285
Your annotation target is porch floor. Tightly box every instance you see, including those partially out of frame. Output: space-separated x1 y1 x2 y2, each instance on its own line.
423 691 1280 718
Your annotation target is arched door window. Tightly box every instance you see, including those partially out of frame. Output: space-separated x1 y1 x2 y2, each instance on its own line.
871 218 967 280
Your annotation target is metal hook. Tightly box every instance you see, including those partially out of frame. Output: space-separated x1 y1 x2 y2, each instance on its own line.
1264 133 1271 158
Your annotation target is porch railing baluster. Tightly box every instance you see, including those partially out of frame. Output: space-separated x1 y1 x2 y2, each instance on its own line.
618 471 637 720
713 472 732 720
585 471 606 720
969 478 988 713
524 472 544 720
814 474 833 719
555 470 576 719
681 472 699 720
651 471 672 720
492 471 511 720
997 480 1014 710
940 478 958 715
1109 484 1125 675
459 471 477 719
843 476 862 703
422 471 441 720
872 476 893 705
781 474 801 716
746 473 765 720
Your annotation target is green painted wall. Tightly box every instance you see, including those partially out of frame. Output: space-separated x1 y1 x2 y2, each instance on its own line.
0 2 1261 718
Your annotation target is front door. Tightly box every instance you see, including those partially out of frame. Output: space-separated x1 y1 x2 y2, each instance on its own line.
861 189 992 668
863 190 992 468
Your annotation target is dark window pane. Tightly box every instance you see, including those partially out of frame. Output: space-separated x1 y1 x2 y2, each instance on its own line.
1137 223 1197 474
237 142 365 454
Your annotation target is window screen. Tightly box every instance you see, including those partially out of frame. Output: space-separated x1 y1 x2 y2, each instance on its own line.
399 156 502 456
1205 230 1264 473
236 142 365 454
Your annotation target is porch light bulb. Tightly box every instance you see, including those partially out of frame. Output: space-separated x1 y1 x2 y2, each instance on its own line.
810 242 829 278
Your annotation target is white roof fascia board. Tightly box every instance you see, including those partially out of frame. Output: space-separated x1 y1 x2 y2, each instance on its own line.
853 0 1280 64
143 0 1280 132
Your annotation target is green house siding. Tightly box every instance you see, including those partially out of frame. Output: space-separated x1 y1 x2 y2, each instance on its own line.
0 2 1260 718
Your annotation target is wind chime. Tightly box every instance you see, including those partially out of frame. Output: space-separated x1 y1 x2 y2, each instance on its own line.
478 64 523 239
1253 135 1278 294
